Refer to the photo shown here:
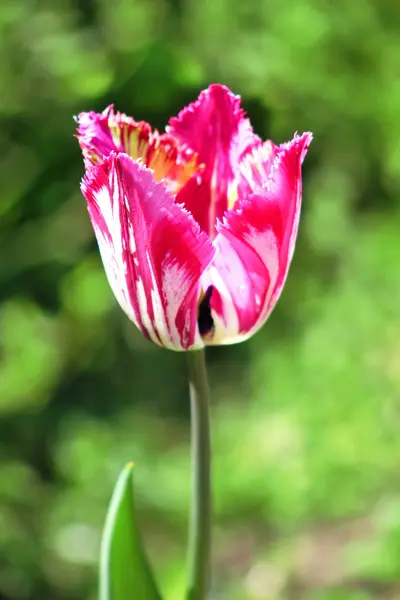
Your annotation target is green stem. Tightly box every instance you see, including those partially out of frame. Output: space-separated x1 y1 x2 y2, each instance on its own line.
186 349 212 600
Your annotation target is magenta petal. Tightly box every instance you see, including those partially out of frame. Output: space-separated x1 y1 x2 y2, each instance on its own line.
168 84 261 236
76 107 200 194
266 132 313 267
203 132 312 345
76 106 152 169
81 153 214 350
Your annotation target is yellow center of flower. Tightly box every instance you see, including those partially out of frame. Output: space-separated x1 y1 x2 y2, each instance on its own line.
108 114 200 194
148 141 199 193
227 181 239 210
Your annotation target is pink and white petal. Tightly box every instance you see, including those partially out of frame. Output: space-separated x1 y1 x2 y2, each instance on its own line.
76 108 200 193
203 131 312 344
236 140 280 199
267 132 312 268
76 106 152 169
202 194 282 345
168 84 261 235
236 132 312 273
81 152 214 350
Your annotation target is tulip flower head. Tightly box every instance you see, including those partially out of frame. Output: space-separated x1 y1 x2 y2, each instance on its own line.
76 84 312 350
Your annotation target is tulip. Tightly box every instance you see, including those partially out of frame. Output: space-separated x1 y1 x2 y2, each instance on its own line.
76 84 312 351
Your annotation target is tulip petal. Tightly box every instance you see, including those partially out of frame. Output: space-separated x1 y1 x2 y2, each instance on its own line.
81 153 214 350
236 140 279 199
202 132 312 345
168 84 261 236
76 107 199 193
76 106 152 168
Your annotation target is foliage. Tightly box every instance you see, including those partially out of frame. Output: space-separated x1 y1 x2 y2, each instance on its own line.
0 0 399 598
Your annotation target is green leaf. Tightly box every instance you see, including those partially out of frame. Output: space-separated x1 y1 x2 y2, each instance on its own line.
99 463 163 600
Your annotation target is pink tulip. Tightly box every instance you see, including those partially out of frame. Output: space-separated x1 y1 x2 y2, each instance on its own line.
76 84 312 350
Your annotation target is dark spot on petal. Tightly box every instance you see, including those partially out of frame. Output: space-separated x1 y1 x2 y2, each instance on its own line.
198 285 215 338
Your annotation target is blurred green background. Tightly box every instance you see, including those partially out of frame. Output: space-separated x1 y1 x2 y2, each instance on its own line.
1 0 400 598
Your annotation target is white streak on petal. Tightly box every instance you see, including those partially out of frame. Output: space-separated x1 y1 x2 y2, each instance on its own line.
243 227 279 316
93 223 136 324
128 224 136 253
145 250 170 347
135 278 158 344
161 252 203 348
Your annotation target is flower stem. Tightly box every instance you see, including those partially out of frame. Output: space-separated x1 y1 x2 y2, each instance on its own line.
186 349 212 600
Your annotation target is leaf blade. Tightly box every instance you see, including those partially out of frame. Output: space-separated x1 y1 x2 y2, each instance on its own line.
99 463 163 600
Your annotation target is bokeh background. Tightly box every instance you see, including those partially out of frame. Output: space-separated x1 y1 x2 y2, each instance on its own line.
1 0 400 598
